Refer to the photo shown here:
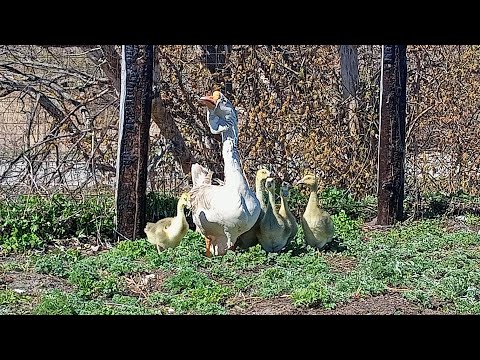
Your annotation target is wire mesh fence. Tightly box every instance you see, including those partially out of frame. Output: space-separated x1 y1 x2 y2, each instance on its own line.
1 45 480 205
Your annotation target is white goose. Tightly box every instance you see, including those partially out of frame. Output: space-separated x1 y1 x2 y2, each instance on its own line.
188 91 261 256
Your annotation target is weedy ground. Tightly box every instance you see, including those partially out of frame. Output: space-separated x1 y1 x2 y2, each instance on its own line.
1 190 480 315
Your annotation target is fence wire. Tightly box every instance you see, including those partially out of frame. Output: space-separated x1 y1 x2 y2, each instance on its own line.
1 45 480 205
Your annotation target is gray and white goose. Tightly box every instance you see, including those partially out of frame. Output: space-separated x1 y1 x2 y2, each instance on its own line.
188 91 261 256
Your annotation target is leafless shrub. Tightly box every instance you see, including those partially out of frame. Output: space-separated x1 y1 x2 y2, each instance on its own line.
1 45 480 201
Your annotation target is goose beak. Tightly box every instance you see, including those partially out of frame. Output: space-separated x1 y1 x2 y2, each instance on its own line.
199 95 216 110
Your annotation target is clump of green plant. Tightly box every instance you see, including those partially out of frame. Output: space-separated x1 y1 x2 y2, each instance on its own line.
413 189 480 219
115 239 153 258
68 259 123 299
424 191 450 217
0 232 44 253
92 239 154 275
0 289 34 315
320 187 374 219
144 230 208 270
286 186 309 219
165 285 232 315
33 290 158 315
33 289 76 315
331 210 362 244
291 282 336 308
288 186 376 222
154 267 233 315
465 213 480 226
146 192 178 222
0 193 114 253
0 289 25 305
34 248 83 277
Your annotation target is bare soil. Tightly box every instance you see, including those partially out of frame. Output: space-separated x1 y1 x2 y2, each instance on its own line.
1 270 73 295
228 292 446 315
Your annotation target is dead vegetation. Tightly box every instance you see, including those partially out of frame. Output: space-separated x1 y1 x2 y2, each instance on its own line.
1 45 480 202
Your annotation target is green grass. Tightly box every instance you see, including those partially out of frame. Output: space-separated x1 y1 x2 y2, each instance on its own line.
0 289 22 305
2 191 480 315
33 290 160 315
345 219 480 312
465 213 480 226
0 193 114 253
0 289 33 314
6 216 475 314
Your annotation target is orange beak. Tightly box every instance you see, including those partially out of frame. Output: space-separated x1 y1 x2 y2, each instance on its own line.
199 95 216 110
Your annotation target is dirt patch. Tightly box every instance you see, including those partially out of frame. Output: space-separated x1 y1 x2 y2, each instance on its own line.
442 217 471 233
311 293 426 315
45 237 114 256
0 253 31 267
228 292 447 315
324 255 357 273
0 271 73 296
123 268 172 298
440 215 480 235
229 295 300 315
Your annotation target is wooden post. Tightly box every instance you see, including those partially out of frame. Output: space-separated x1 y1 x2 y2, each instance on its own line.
114 45 153 240
376 45 407 225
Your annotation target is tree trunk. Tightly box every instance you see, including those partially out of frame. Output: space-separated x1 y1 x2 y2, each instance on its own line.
115 45 153 240
376 45 407 225
339 45 360 137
